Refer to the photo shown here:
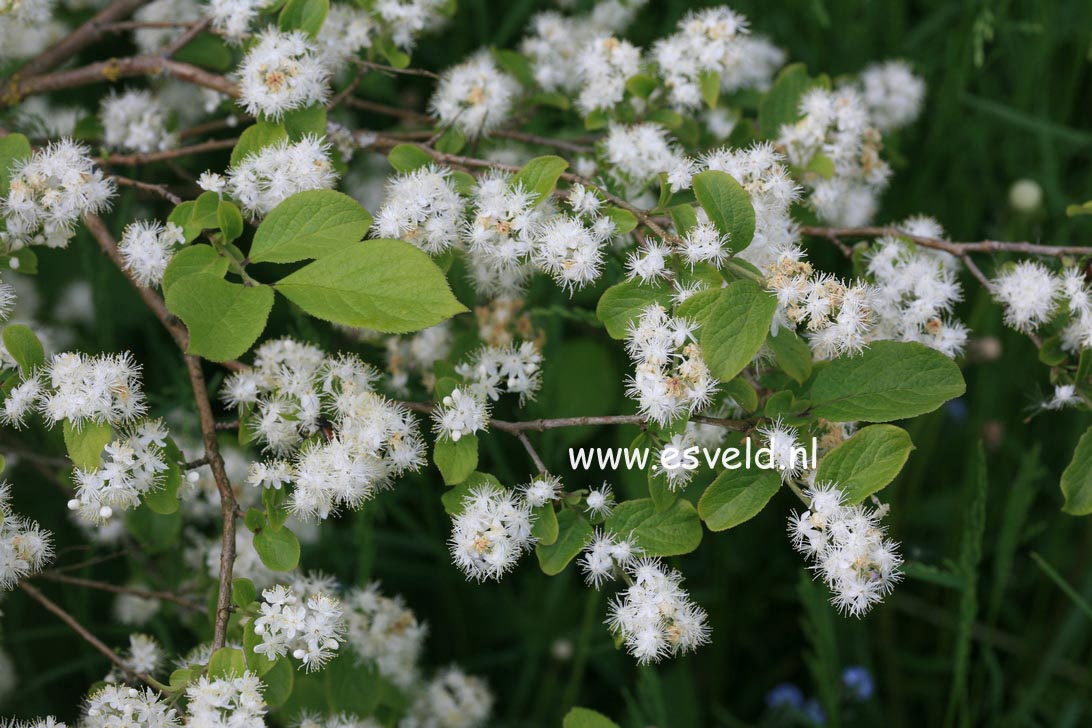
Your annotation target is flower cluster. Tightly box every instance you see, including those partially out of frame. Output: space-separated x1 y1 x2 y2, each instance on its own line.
432 387 490 443
603 123 687 192
226 135 338 217
575 36 641 114
449 485 535 581
184 672 266 724
344 582 427 689
68 419 170 523
373 165 465 254
224 338 426 519
991 260 1092 352
316 4 375 68
789 484 903 616
429 53 520 139
454 342 542 403
4 351 147 429
579 529 640 587
606 558 711 664
252 583 345 671
100 90 176 153
238 28 330 119
0 482 53 589
298 714 381 728
401 666 493 728
778 88 890 227
856 60 926 132
131 0 200 53
118 220 187 287
0 139 114 250
83 686 178 728
624 304 717 426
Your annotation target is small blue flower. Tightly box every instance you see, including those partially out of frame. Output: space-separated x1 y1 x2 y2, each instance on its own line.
765 682 805 710
803 698 826 725
842 665 874 700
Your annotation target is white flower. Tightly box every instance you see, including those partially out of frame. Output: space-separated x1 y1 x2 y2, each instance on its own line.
531 215 607 292
1045 384 1081 410
344 582 427 689
0 139 114 250
584 483 615 518
992 260 1060 334
68 419 170 523
430 52 520 138
455 342 542 403
520 474 561 508
606 557 710 663
204 0 269 41
0 482 53 590
238 27 330 119
432 387 489 443
114 590 161 626
101 90 177 153
184 671 267 723
227 135 338 217
83 686 178 728
625 239 671 283
197 171 227 194
373 0 449 51
461 175 545 297
788 483 903 616
857 60 925 132
132 0 200 52
316 3 375 68
449 486 534 581
680 220 730 268
576 36 640 114
579 528 638 587
603 123 686 191
401 666 493 728
122 634 163 676
118 220 186 287
756 418 805 482
372 165 464 254
252 583 345 671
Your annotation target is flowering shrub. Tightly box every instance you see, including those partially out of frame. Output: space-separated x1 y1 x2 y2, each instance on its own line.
0 0 1090 724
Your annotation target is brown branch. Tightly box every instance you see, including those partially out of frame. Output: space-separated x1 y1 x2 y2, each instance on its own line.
355 59 439 79
6 55 238 108
19 581 162 688
161 16 212 58
34 572 204 612
516 432 547 474
185 355 237 650
106 137 237 166
13 0 148 78
800 225 1092 259
110 175 183 205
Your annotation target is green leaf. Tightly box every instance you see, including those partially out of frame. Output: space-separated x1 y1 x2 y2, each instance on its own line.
172 32 234 71
723 377 758 413
698 468 782 531
208 647 246 679
535 509 593 575
699 70 720 108
564 707 621 728
63 419 112 470
648 466 679 512
231 122 289 167
125 503 182 552
325 658 382 713
596 279 670 339
275 239 468 332
441 472 503 515
282 104 327 139
692 170 755 251
814 425 913 503
387 143 434 172
434 434 478 485
142 440 181 515
806 152 836 179
253 526 300 571
244 508 266 533
768 328 813 384
511 156 568 205
375 35 410 69
1061 425 1092 515
602 206 637 235
262 486 288 531
669 204 699 236
698 281 777 382
492 49 534 87
262 657 294 706
809 341 966 422
162 245 230 294
232 578 257 610
759 63 813 139
169 192 222 243
532 503 559 546
278 0 328 36
165 273 274 361
0 133 31 198
435 126 466 154
243 619 278 676
249 190 373 264
646 108 683 129
217 200 244 244
605 498 702 557
2 324 44 375
625 74 658 99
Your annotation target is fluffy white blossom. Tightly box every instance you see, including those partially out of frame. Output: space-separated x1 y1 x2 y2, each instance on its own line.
430 53 519 138
449 486 534 581
519 473 561 508
461 175 545 297
184 672 266 725
114 590 162 626
584 483 615 518
400 666 493 728
756 419 807 482
252 583 345 671
857 60 925 132
531 215 608 292
23 351 147 428
789 483 903 616
120 634 163 677
344 582 427 689
83 686 178 728
992 260 1060 334
101 90 177 153
131 0 200 52
579 528 639 587
576 36 640 113
316 4 375 68
0 139 114 250
606 557 710 664
205 0 269 41
455 342 542 403
1045 383 1081 410
624 304 716 426
68 419 170 523
238 28 330 119
118 220 186 287
625 239 671 283
432 387 489 443
0 482 53 590
373 0 448 51
680 220 730 268
372 165 464 254
603 123 686 192
227 135 338 217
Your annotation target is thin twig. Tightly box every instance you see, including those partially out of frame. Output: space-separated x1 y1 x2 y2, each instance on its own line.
34 572 204 612
800 225 1092 259
106 137 236 166
161 16 212 58
516 432 548 474
13 0 148 78
109 175 183 205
